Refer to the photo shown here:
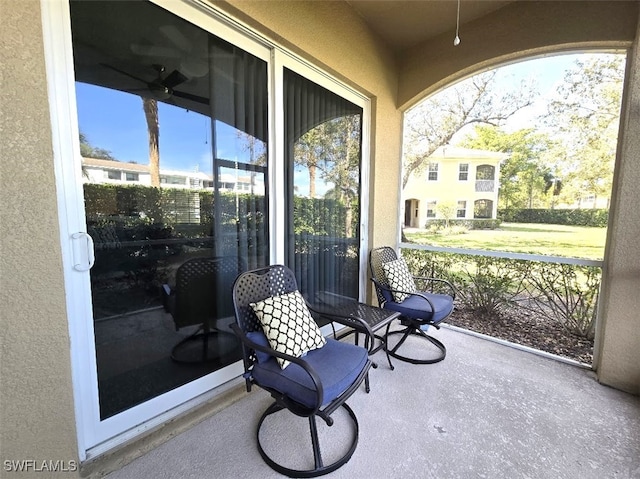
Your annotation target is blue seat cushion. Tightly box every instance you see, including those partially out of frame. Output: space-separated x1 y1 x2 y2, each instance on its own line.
383 292 454 324
249 335 369 409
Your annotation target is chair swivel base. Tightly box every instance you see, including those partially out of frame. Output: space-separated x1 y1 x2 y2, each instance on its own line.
257 402 359 478
385 326 446 365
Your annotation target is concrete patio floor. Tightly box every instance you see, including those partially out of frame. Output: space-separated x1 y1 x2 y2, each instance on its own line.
104 327 640 479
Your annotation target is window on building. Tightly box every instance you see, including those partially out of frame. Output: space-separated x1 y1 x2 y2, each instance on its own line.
476 164 495 180
426 200 437 218
161 175 186 185
125 172 138 182
428 162 438 181
106 170 121 180
474 199 493 219
456 200 466 218
459 163 469 181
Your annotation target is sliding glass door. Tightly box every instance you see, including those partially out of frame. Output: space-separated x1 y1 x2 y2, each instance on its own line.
47 0 368 456
69 0 268 429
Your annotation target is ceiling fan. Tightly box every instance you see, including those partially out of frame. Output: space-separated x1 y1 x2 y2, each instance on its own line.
100 63 209 104
130 25 211 78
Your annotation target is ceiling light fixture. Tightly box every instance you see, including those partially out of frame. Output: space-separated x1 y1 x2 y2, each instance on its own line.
454 0 461 46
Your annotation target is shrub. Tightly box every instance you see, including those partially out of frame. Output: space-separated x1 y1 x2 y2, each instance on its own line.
402 249 529 317
449 256 529 317
498 208 608 227
424 218 501 230
521 263 601 340
402 247 602 340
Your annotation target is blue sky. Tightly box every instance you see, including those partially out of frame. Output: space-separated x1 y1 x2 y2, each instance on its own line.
76 82 257 174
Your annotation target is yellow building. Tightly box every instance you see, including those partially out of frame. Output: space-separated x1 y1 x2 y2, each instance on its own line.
403 146 507 227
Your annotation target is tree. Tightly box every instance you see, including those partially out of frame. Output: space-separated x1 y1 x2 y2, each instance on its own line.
542 54 625 208
142 97 160 187
436 201 456 228
402 70 537 189
295 114 361 236
320 115 361 237
460 125 556 209
79 132 115 160
294 127 326 198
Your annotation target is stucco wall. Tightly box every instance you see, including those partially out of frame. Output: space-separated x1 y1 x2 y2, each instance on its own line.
0 0 80 473
597 27 640 395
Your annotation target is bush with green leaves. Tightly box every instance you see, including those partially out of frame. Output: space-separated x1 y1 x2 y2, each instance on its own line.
451 256 530 317
402 249 529 317
498 208 608 227
521 262 601 340
401 248 600 340
423 218 501 230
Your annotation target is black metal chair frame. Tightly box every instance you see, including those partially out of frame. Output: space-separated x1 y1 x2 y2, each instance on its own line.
369 246 456 366
231 265 374 478
162 256 244 363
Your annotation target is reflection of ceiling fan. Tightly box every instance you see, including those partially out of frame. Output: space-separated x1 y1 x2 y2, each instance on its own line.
100 63 209 104
130 25 210 78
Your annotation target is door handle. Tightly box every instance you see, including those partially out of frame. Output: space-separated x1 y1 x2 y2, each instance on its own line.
72 232 95 271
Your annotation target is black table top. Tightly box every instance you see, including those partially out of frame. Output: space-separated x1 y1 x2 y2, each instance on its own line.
309 291 400 331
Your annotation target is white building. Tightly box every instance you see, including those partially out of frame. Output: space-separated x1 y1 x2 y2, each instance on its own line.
82 157 265 195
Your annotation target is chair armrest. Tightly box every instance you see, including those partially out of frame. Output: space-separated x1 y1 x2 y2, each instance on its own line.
230 323 325 412
413 276 457 299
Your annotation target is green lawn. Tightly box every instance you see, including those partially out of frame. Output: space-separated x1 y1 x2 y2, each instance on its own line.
404 223 607 260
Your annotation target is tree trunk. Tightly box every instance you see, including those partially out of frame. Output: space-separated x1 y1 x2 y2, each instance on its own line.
143 98 160 187
309 163 316 198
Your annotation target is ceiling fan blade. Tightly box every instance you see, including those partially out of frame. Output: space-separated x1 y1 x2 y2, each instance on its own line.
163 69 188 89
171 89 210 105
100 63 148 85
159 25 192 52
130 43 181 58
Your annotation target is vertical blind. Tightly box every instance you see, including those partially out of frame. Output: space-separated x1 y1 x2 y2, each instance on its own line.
283 68 363 302
210 36 269 268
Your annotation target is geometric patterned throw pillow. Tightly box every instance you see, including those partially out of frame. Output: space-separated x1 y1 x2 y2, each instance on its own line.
382 257 417 303
250 290 326 369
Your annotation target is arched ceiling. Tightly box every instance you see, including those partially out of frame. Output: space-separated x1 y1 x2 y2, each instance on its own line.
344 1 638 109
346 0 513 52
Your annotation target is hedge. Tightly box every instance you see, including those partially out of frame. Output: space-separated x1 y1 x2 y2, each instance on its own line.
424 218 502 230
498 208 608 227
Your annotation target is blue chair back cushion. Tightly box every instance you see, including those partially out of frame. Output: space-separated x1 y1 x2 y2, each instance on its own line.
248 334 369 409
247 330 273 364
383 292 454 324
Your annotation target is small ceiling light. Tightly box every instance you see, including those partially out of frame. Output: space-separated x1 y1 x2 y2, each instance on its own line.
454 0 461 46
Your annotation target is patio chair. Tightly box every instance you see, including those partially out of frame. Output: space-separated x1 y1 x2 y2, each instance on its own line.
369 246 455 365
162 256 245 363
231 264 373 477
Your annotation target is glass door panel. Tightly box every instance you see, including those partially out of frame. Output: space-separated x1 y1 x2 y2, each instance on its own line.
70 0 268 420
283 68 363 308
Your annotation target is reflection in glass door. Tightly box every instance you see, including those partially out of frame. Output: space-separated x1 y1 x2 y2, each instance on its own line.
283 68 363 305
70 0 268 420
